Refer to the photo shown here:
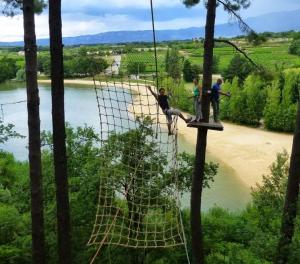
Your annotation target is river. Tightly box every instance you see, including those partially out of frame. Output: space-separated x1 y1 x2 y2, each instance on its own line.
0 81 251 211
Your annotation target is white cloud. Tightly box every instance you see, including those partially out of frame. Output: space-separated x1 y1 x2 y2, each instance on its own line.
0 0 299 42
62 0 182 10
62 13 207 36
240 0 300 17
0 15 23 42
0 12 207 42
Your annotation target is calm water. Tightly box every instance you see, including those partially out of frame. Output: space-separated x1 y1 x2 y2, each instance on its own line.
0 82 250 211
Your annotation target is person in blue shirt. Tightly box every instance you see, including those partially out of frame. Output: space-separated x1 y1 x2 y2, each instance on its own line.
211 78 230 122
193 77 203 122
147 86 191 135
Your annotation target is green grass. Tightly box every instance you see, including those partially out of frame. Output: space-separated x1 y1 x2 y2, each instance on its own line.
113 40 300 76
121 51 166 73
1 39 300 76
182 41 300 72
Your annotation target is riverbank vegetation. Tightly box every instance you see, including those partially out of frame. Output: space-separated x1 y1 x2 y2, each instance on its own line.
1 32 300 133
1 123 299 263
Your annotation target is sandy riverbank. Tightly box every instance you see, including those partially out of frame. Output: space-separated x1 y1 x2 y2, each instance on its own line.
39 79 293 187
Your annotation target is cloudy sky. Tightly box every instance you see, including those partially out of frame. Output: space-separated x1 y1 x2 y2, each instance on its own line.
0 0 299 42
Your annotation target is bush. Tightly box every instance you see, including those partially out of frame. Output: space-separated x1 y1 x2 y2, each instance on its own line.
212 55 220 74
220 74 266 126
222 54 253 84
289 39 300 56
15 68 26 82
127 61 146 75
263 69 300 132
0 57 17 83
183 59 202 82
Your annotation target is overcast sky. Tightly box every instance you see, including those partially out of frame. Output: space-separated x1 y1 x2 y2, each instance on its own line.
0 0 299 42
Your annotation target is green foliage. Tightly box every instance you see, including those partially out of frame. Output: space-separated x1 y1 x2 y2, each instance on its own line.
263 69 300 132
247 31 267 46
165 48 182 80
170 81 194 114
64 55 108 77
220 69 298 130
41 124 102 263
220 74 266 126
0 151 31 264
37 54 51 75
15 68 25 82
38 53 108 77
249 151 300 263
212 55 220 74
252 151 289 216
289 39 300 56
0 121 24 146
1 124 300 263
0 0 47 16
126 61 146 75
238 74 266 126
0 205 20 244
183 59 201 82
176 152 218 193
222 54 254 84
0 57 17 83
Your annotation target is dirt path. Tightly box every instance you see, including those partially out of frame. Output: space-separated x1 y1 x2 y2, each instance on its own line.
39 79 293 187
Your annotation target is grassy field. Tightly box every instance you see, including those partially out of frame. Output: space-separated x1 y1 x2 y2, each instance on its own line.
120 51 166 74
119 39 300 74
182 41 300 72
1 38 300 76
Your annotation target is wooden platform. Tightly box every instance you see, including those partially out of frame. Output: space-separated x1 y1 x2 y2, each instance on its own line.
187 120 224 131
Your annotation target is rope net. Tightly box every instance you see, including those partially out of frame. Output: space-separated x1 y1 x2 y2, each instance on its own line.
87 51 186 254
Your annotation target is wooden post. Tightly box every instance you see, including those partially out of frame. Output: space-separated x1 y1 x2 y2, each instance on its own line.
49 0 72 263
23 1 45 263
276 101 300 263
190 0 217 263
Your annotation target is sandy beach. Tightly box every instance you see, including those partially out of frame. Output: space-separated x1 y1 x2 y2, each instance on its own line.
39 79 294 188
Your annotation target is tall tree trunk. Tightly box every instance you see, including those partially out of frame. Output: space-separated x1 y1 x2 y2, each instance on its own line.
276 101 300 264
23 0 45 263
49 1 72 263
190 0 217 263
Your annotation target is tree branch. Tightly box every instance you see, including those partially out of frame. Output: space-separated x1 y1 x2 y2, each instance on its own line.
214 38 262 70
217 0 254 34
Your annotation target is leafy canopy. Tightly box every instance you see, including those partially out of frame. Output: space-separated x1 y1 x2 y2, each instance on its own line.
0 0 47 16
183 0 250 11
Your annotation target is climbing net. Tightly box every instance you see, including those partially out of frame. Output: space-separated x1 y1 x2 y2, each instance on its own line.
87 51 188 261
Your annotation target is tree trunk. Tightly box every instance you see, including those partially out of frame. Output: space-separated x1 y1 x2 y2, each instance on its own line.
22 1 45 263
276 101 300 264
190 0 217 263
49 1 72 263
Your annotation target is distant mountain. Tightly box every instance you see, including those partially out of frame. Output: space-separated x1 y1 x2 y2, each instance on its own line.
0 9 299 47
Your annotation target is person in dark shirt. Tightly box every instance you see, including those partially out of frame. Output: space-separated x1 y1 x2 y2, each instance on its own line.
211 78 230 122
147 86 191 135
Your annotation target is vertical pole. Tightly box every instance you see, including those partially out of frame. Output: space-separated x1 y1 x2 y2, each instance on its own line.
276 101 300 263
23 1 45 263
190 1 217 263
49 0 72 263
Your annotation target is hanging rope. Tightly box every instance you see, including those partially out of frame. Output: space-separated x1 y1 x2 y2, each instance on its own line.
0 100 27 121
150 0 159 91
150 0 160 138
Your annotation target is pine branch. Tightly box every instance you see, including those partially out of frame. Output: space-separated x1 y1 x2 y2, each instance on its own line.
217 0 254 34
214 38 262 70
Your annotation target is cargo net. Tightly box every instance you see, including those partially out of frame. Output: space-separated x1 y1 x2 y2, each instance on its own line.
87 51 186 261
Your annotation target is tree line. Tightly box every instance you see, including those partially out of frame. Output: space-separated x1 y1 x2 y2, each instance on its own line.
220 68 300 132
1 123 300 263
